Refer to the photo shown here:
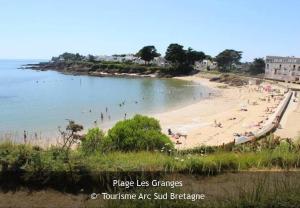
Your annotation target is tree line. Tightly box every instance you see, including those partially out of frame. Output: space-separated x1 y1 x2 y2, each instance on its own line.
136 44 264 74
51 44 266 75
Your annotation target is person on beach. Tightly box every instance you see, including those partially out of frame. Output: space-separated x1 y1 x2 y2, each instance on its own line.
124 113 127 119
23 130 27 144
100 113 104 121
106 107 108 113
214 120 222 128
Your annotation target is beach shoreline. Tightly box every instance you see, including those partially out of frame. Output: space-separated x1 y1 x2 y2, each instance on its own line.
2 70 298 149
154 74 295 149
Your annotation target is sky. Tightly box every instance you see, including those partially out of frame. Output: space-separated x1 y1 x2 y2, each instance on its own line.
0 0 300 61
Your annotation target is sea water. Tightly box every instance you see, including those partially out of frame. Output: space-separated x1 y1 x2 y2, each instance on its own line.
0 59 212 141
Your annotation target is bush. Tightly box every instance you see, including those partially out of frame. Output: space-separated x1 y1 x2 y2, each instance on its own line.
80 128 104 155
104 115 173 151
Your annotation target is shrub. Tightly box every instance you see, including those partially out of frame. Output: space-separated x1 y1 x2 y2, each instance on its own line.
80 128 104 155
58 120 83 160
104 115 173 151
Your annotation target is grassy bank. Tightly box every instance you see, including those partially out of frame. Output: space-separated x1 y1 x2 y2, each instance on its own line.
1 141 300 174
1 115 300 207
1 135 300 207
1 138 300 193
1 116 300 190
1 142 300 207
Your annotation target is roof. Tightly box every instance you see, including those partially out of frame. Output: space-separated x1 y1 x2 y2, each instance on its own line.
266 56 300 64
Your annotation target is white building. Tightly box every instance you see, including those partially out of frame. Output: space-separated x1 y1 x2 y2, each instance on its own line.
265 56 300 82
151 57 168 66
96 54 138 62
195 59 217 71
95 54 168 66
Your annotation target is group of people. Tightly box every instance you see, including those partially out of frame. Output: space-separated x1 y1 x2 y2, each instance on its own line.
94 107 112 125
23 130 39 144
167 128 187 145
93 105 130 125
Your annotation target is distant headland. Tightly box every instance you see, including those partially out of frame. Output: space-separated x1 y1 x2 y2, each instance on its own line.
23 44 265 78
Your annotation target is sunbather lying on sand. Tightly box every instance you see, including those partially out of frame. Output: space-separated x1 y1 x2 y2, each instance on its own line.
175 132 187 139
168 128 187 139
176 141 182 145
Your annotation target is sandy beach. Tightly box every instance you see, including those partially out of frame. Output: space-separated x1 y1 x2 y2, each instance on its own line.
275 91 300 139
155 74 295 148
3 70 298 149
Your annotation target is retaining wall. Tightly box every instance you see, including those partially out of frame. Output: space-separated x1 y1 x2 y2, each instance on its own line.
235 91 293 145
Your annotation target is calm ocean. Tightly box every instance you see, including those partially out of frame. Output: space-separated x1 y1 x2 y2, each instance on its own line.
0 60 212 141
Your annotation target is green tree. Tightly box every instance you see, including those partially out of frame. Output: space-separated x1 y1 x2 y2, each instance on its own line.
136 46 160 65
87 54 96 62
165 43 186 66
205 55 213 61
52 52 84 62
165 44 206 74
186 47 206 65
249 58 265 74
104 115 173 151
58 120 83 159
215 49 242 71
80 128 104 155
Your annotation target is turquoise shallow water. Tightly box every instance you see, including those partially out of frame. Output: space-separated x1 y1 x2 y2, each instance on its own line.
0 60 212 140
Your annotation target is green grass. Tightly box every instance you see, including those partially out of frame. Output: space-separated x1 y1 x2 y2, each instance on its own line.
1 139 300 207
1 141 300 174
1 135 300 194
